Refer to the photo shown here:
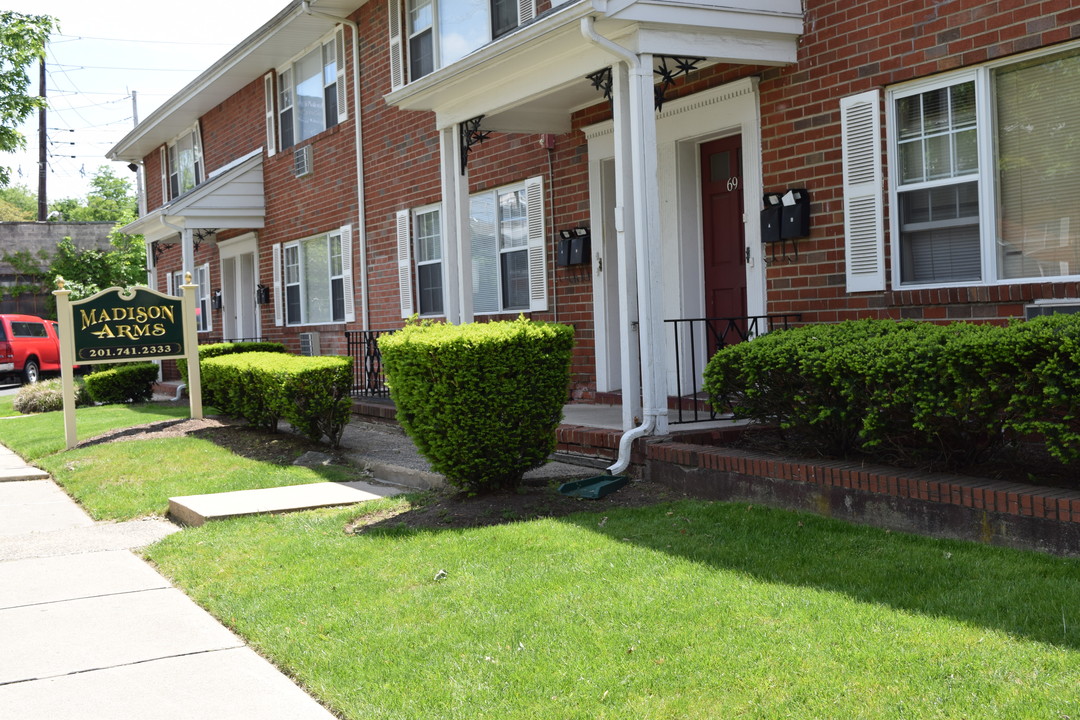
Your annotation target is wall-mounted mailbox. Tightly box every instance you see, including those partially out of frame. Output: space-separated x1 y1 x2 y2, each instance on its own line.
780 188 810 239
211 290 223 311
559 227 591 266
256 284 271 305
557 239 571 267
761 193 783 244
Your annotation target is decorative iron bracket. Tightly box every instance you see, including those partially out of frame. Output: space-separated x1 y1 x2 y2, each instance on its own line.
192 227 218 250
459 116 491 175
585 56 706 111
151 241 176 267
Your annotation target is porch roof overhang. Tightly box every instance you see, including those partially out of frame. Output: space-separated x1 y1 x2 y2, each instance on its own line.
107 0 363 164
384 0 802 133
121 152 266 244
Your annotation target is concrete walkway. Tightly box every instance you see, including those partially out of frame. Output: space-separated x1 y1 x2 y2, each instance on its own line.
0 462 337 719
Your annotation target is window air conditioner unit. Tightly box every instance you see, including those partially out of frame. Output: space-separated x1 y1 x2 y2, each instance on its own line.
299 332 321 356
1024 300 1080 320
293 145 313 177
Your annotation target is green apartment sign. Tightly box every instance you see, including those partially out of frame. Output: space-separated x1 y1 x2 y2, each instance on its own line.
72 287 185 362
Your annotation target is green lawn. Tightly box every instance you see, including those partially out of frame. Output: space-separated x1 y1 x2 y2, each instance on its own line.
0 402 194 461
37 436 358 520
146 499 1080 720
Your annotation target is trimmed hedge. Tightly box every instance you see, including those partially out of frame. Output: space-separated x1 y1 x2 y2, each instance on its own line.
202 352 353 446
13 378 91 414
703 316 1080 468
178 341 287 386
378 317 574 493
83 362 160 405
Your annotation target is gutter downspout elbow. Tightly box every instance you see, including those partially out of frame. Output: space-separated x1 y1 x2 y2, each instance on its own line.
303 1 370 331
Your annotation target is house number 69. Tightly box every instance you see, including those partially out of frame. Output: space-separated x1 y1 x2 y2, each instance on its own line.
727 177 739 192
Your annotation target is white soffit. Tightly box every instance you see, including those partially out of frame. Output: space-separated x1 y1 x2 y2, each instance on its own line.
108 0 362 163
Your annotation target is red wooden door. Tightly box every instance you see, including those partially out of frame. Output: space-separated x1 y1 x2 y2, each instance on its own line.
700 135 747 325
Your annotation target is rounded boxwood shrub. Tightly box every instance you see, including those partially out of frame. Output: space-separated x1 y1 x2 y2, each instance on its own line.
378 317 574 493
177 341 287 385
83 362 160 404
13 378 91 414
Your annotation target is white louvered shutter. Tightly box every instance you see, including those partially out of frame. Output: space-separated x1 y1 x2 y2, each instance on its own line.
518 0 536 24
524 176 548 312
271 243 284 326
396 210 414 317
340 224 355 322
388 0 405 90
159 147 168 203
335 27 349 124
263 72 277 156
841 89 885 293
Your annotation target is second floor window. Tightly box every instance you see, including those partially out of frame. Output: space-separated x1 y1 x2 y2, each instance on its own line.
165 125 203 199
402 0 535 81
278 29 346 150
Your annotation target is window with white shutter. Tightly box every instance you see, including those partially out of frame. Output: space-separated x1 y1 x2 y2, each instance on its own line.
396 209 414 317
840 89 885 293
263 72 277 157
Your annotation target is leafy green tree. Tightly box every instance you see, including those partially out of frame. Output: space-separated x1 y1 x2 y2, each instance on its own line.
0 183 35 219
49 167 137 222
47 230 146 300
0 11 57 188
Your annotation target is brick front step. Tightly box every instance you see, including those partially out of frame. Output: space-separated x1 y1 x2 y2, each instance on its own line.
647 440 1080 556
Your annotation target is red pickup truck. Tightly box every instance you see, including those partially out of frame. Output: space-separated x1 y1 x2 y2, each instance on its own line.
0 314 64 384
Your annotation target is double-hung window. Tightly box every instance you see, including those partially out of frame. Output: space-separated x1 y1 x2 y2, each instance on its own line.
883 44 1080 288
390 0 535 86
168 265 211 333
471 176 547 314
272 226 354 326
161 125 203 201
274 29 347 152
395 205 444 317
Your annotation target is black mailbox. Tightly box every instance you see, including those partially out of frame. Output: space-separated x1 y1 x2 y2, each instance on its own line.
569 235 591 265
256 284 271 305
761 193 783 244
780 188 811 239
557 238 571 267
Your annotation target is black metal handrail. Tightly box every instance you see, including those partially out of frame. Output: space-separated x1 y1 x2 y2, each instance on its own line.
664 314 802 424
345 329 394 398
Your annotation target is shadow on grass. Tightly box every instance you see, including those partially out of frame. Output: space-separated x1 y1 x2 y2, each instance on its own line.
356 494 1080 651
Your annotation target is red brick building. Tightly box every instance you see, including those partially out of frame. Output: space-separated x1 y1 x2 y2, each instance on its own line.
109 0 1080 458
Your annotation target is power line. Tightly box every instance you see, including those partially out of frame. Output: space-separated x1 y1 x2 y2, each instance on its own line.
49 62 205 73
51 33 232 47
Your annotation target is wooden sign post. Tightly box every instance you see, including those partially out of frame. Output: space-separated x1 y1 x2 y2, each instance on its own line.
54 275 202 450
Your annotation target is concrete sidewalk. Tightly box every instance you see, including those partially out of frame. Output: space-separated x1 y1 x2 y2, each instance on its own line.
0 464 337 719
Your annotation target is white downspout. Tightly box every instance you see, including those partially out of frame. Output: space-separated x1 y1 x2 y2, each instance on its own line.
303 1 370 331
580 17 665 476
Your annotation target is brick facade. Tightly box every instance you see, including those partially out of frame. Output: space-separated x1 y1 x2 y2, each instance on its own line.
137 0 1080 391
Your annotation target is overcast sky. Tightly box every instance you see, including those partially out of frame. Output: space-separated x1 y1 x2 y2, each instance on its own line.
6 0 286 204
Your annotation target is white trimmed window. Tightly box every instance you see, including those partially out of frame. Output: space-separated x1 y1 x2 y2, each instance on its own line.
885 43 1080 287
396 205 444 317
276 28 347 151
168 265 211 333
470 176 547 314
391 0 535 86
164 124 203 200
272 226 354 326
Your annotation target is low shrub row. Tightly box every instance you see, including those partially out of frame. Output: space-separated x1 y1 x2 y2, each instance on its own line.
83 363 160 405
202 352 353 446
178 341 287 384
379 317 574 493
703 315 1080 468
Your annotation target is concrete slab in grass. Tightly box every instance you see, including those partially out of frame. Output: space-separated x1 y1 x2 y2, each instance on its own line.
169 480 404 526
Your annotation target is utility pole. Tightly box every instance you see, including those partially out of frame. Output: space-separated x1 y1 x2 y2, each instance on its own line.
37 57 47 221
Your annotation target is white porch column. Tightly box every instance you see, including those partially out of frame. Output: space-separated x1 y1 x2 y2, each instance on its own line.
440 125 471 324
627 53 668 435
180 228 195 280
610 63 642 433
